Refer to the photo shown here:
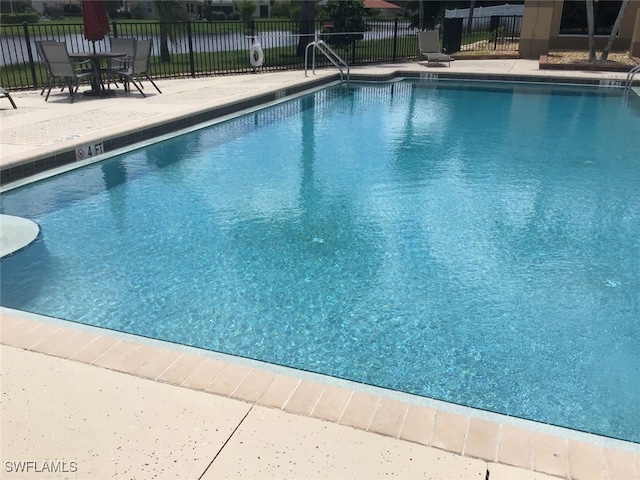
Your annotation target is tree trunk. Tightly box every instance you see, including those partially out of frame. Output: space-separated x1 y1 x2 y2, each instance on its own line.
600 0 630 62
467 0 475 34
586 0 596 62
160 23 171 62
153 0 186 63
297 0 316 58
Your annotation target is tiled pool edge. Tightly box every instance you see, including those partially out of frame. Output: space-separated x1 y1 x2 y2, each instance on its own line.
351 69 639 86
0 73 340 186
2 68 638 187
2 308 639 480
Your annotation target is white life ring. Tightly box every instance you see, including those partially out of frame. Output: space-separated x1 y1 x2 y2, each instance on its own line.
249 41 264 68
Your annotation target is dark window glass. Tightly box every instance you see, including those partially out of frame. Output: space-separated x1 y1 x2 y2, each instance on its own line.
559 0 622 35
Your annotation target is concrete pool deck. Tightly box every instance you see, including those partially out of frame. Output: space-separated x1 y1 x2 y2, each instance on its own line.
1 59 640 479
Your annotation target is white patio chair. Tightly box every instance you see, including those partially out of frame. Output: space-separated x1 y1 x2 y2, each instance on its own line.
418 30 454 66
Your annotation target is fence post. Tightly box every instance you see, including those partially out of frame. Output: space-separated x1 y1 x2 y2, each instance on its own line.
490 15 500 50
187 20 195 77
112 20 118 38
23 22 38 89
392 17 398 62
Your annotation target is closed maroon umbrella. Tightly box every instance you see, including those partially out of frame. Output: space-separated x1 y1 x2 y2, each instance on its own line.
82 0 110 51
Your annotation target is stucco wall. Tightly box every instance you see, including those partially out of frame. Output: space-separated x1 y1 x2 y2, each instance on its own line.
519 1 555 59
520 0 640 59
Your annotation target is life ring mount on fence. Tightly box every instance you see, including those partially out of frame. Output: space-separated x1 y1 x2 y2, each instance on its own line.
250 40 264 68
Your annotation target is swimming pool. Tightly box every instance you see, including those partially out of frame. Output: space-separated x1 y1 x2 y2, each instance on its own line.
2 79 639 444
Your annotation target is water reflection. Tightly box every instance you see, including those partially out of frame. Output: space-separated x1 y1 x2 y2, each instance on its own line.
102 159 128 231
102 159 127 189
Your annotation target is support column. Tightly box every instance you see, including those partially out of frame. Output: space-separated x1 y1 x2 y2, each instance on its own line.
519 0 556 59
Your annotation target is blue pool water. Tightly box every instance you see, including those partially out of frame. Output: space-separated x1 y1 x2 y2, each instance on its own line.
2 80 640 443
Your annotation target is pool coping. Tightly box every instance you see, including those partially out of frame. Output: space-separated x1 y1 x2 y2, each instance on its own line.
0 73 338 185
2 64 640 479
2 67 638 187
2 306 639 480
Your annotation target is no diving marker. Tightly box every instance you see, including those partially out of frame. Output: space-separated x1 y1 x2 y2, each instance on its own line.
76 142 104 161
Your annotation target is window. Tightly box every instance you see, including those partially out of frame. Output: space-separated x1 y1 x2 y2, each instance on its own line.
146 1 153 14
186 3 195 14
559 0 623 35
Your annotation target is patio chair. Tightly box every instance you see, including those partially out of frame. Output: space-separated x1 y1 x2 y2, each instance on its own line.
418 30 454 67
38 41 96 102
1 87 17 109
106 37 136 89
35 40 65 96
107 39 161 97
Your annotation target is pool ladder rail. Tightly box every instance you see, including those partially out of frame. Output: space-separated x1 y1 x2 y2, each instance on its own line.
624 63 640 91
304 40 350 85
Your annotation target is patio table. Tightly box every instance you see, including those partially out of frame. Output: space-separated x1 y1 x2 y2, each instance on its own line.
68 52 128 96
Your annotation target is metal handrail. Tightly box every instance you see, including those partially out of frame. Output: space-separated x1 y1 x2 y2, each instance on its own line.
624 64 640 90
304 40 350 84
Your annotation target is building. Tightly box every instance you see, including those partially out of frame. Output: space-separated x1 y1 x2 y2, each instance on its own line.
519 0 640 59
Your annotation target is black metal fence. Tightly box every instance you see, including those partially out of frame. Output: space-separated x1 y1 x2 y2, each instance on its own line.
1 16 522 91
443 15 522 54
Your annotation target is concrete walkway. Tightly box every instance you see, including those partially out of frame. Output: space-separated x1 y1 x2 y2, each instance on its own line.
1 60 640 480
0 344 509 479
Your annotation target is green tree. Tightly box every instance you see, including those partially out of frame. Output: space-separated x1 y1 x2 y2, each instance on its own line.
236 0 256 24
104 0 122 17
272 1 299 20
128 2 145 19
16 0 35 13
319 0 367 49
203 0 214 21
154 0 187 63
402 1 466 30
44 4 64 19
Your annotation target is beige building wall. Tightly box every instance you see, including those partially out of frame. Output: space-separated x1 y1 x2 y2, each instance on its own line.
520 0 640 59
519 1 556 59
